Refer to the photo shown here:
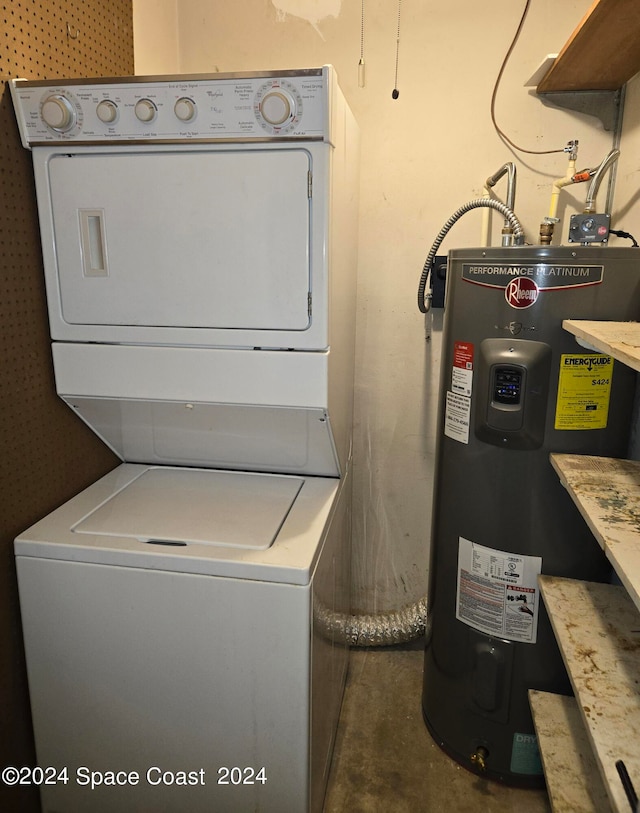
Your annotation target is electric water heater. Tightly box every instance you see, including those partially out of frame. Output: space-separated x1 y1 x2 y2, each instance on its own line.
422 245 640 787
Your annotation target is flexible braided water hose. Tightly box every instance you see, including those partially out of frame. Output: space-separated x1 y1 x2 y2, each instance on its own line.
418 199 525 313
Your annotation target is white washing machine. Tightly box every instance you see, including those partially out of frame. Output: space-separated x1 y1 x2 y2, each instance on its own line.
11 66 359 813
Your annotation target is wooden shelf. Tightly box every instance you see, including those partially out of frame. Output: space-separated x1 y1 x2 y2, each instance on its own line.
538 576 640 813
550 454 640 612
563 320 640 371
529 690 611 813
540 320 640 810
537 0 640 92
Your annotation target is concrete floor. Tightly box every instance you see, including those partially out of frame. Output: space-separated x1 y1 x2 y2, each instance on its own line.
324 642 552 813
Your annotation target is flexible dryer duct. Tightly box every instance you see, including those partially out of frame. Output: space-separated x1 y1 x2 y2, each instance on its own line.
318 597 430 646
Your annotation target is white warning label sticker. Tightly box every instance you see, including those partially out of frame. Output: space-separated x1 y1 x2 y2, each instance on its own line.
444 391 471 444
456 538 542 644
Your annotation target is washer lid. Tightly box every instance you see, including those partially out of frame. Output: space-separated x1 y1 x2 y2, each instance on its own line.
72 468 303 550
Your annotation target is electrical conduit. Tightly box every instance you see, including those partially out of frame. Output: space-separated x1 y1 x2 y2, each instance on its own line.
418 198 525 313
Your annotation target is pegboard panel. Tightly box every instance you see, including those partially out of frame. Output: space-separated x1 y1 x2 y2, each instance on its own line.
2 1 133 79
0 0 133 542
0 5 133 810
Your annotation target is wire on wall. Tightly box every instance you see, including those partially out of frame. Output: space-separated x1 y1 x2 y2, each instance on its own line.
491 0 565 155
392 0 402 99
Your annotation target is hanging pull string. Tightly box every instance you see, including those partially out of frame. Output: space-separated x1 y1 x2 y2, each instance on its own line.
358 0 365 87
491 0 565 154
392 0 401 99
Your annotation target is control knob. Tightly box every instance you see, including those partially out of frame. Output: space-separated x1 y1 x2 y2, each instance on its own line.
96 100 119 124
174 97 197 122
135 98 157 123
41 94 77 133
259 89 295 126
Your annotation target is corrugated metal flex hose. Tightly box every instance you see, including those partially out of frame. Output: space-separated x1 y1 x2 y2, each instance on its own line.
418 198 525 313
315 596 430 647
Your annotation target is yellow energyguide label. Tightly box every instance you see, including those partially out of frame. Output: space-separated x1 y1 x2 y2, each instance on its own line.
554 354 614 430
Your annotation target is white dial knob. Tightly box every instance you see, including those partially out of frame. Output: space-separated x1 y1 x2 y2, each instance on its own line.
41 94 76 132
96 100 119 124
260 90 294 126
135 98 157 123
174 97 197 122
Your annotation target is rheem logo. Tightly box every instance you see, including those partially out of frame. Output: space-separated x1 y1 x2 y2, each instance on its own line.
505 277 539 309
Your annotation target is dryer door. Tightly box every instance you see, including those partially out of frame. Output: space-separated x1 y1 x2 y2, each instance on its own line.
42 145 316 343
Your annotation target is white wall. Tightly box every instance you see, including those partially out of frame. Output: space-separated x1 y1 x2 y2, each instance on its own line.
133 0 179 74
614 73 640 224
133 0 640 614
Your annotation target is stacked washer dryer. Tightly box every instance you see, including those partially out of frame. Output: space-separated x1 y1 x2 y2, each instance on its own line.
10 66 359 813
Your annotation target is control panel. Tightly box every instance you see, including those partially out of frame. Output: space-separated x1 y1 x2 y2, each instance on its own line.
10 68 330 146
492 367 522 405
568 213 611 244
475 338 552 450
